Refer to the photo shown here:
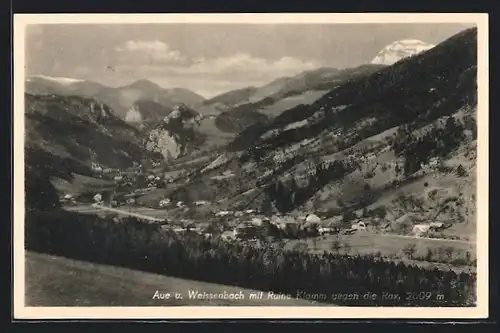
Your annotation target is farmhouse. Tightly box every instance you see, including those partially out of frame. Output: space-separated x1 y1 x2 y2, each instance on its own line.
215 210 232 217
159 198 171 207
412 224 431 236
251 217 264 226
318 226 338 235
93 193 103 203
351 221 367 231
305 213 322 223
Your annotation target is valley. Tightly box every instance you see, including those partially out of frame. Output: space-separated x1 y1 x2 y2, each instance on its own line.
23 26 480 307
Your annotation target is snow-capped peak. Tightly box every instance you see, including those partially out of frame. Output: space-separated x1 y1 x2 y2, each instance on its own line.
27 74 85 86
371 40 435 66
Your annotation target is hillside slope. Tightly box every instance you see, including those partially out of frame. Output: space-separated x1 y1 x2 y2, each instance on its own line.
25 251 317 306
173 27 478 236
25 93 156 170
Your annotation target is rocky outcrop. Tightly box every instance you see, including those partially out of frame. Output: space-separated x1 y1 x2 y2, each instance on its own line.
144 104 205 160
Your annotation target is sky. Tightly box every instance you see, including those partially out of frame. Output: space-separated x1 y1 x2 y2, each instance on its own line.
25 23 474 98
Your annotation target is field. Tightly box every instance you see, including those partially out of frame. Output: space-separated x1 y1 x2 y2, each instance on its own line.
284 231 476 273
25 251 319 306
63 201 476 276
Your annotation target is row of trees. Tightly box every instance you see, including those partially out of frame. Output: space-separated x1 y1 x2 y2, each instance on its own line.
26 209 476 306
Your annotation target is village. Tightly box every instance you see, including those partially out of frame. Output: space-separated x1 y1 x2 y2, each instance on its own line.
58 159 466 265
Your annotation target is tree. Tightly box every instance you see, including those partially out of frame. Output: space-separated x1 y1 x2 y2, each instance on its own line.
465 251 472 264
311 237 318 252
342 242 352 254
342 210 357 224
362 207 369 217
425 248 434 262
331 239 342 253
403 243 417 260
444 247 455 261
456 165 467 177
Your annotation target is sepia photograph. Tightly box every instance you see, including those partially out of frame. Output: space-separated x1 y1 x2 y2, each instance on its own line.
13 13 489 319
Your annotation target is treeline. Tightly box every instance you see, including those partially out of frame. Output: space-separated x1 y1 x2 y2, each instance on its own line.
26 209 476 306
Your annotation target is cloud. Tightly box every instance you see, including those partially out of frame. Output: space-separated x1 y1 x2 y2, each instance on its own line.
110 40 322 97
182 53 318 77
114 40 185 64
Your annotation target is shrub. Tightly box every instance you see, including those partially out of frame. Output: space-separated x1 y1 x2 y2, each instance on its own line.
456 164 468 177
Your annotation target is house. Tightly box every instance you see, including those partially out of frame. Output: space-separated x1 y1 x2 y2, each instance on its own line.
221 231 234 241
318 226 338 235
159 199 171 207
91 163 103 173
62 194 73 201
251 217 264 226
93 193 103 203
351 222 367 231
215 210 232 217
412 224 431 236
305 214 322 223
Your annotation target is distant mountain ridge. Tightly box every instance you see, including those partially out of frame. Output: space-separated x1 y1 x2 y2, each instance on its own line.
203 65 385 114
25 76 205 124
210 64 386 134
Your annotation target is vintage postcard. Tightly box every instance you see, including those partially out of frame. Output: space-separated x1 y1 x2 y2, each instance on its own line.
13 13 489 320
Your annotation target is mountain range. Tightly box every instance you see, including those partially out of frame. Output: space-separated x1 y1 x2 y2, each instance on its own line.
168 27 478 234
25 29 478 225
25 76 205 123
